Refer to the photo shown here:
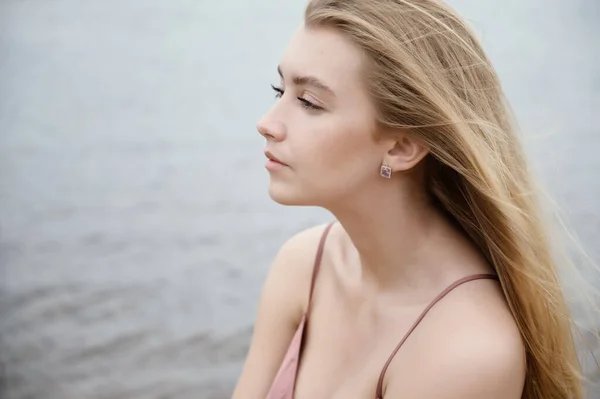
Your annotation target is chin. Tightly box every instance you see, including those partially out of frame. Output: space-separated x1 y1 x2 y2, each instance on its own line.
267 180 315 206
268 185 305 206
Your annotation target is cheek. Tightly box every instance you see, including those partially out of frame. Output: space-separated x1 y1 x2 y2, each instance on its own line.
300 121 379 190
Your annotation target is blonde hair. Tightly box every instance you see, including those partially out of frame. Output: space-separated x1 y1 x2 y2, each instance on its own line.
305 0 598 398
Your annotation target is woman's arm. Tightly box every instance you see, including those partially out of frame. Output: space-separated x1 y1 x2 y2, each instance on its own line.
231 224 329 399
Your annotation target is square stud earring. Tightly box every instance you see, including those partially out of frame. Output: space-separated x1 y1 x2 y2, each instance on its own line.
380 164 392 179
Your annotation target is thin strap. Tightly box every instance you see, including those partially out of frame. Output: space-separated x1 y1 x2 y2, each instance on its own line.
375 273 499 399
306 221 335 316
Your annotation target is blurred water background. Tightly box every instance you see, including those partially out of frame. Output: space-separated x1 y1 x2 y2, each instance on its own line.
0 0 598 398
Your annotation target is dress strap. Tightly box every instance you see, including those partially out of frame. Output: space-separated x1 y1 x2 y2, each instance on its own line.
306 221 335 317
375 273 500 399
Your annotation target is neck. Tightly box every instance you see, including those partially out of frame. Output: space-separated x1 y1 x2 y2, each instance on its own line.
327 179 450 291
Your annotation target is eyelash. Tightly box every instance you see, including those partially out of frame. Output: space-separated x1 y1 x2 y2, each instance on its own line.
270 84 323 111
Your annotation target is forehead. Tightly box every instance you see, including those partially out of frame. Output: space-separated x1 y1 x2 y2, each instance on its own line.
279 26 366 94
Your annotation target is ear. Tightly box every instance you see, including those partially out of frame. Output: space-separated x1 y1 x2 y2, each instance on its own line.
383 135 429 172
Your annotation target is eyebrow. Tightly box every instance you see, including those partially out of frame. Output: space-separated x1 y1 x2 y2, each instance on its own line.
277 65 335 96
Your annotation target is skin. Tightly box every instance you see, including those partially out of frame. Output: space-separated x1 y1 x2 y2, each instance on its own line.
232 26 526 399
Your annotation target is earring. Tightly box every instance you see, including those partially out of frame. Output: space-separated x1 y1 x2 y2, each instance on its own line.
380 163 392 179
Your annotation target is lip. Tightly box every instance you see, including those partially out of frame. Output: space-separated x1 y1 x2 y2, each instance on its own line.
264 151 288 167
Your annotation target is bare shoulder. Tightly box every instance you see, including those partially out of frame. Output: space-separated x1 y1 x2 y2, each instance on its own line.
386 279 526 399
265 222 333 312
231 222 332 398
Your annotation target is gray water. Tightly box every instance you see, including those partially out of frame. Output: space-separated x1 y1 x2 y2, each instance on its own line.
0 0 598 398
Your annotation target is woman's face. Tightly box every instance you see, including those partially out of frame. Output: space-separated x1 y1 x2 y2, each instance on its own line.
257 26 389 207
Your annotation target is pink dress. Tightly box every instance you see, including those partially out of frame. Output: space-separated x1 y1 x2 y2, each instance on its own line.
265 222 499 399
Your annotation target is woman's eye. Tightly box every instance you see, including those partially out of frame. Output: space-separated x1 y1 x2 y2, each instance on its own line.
298 98 323 111
270 84 283 99
270 84 323 112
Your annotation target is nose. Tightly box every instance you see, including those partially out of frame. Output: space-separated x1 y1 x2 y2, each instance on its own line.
257 109 286 142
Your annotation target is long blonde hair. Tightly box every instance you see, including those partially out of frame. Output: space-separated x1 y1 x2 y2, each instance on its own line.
305 0 595 398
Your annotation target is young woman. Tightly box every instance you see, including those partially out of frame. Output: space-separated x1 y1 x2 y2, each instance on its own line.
233 1 584 398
